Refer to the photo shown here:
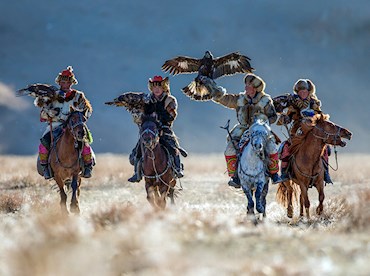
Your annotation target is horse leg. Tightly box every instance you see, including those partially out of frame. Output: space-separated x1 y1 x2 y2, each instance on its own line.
158 185 168 210
146 184 159 210
286 181 294 218
70 175 80 214
168 180 176 205
242 186 255 215
255 182 265 214
54 175 68 214
316 182 325 215
300 186 310 219
261 180 269 218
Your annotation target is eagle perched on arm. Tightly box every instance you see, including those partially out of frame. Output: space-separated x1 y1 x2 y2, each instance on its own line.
16 83 61 107
162 51 254 101
105 92 147 124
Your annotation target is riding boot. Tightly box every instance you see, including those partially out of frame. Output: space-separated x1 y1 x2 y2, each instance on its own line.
41 164 52 180
280 166 290 182
268 153 282 184
173 154 184 178
225 154 240 188
270 173 283 184
324 166 333 185
82 164 93 178
128 158 142 183
228 175 241 188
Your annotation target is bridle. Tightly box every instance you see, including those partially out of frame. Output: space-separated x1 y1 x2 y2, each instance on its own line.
54 112 86 169
140 122 177 190
140 126 160 151
312 124 342 144
68 112 86 143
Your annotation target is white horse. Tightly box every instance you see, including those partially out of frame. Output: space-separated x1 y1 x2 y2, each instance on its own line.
238 119 271 219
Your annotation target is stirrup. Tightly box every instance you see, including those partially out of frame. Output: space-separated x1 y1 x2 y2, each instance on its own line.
175 170 184 178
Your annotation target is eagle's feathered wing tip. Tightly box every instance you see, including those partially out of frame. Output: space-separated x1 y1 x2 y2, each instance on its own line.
181 81 212 102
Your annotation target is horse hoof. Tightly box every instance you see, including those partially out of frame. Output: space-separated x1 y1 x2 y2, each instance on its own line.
70 205 80 214
256 206 265 214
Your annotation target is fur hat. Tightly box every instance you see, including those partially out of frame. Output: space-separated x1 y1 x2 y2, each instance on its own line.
293 79 316 96
55 66 78 85
148 76 170 94
243 73 265 93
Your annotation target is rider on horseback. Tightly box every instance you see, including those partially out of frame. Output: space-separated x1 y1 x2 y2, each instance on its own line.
276 79 332 184
128 75 186 182
37 66 94 179
200 73 282 188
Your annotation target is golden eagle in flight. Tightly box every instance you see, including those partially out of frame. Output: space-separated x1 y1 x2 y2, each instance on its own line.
162 51 254 101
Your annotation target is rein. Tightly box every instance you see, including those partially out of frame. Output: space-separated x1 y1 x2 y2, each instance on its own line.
312 124 341 171
291 155 322 181
142 144 182 191
142 145 171 180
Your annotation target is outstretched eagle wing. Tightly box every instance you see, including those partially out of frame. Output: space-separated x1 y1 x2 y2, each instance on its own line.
212 52 254 79
162 56 200 75
16 83 59 99
105 92 146 112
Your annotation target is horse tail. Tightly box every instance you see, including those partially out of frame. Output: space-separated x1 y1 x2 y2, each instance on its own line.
276 183 289 207
275 181 301 208
291 182 300 206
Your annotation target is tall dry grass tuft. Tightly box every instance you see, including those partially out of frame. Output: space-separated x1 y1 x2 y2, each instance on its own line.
90 203 136 230
0 192 23 213
317 186 370 233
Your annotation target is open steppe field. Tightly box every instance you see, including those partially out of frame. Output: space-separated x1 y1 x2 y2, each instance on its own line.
0 154 369 276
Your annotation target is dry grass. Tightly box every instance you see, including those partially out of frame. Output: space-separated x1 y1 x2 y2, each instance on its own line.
0 153 369 276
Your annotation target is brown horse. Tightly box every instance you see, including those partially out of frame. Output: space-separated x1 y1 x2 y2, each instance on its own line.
49 111 87 214
276 114 352 219
140 116 177 210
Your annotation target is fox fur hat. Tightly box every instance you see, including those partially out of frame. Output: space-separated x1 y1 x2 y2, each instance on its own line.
243 73 265 93
55 66 78 85
293 79 316 96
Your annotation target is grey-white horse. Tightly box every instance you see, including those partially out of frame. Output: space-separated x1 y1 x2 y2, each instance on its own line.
238 119 271 218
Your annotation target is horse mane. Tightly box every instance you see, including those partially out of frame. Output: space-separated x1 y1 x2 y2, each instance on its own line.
289 113 329 155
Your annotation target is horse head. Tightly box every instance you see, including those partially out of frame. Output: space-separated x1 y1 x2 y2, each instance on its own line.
67 111 87 142
309 114 352 147
250 119 270 155
140 115 161 151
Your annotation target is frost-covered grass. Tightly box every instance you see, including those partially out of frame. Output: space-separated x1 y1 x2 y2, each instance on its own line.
0 154 369 275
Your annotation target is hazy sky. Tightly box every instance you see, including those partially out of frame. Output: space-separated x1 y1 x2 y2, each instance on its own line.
1 0 369 154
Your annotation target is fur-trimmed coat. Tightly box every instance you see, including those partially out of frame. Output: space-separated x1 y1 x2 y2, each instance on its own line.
143 93 177 127
213 91 277 127
284 94 322 135
35 89 92 136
